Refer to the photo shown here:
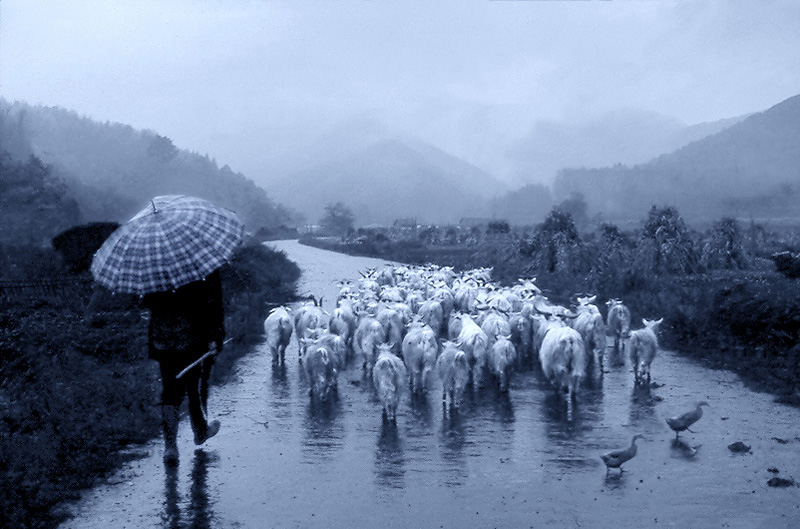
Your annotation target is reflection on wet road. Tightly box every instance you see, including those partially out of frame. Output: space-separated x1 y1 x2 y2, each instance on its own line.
61 241 800 528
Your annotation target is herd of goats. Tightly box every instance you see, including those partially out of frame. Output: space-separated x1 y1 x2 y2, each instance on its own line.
264 264 707 472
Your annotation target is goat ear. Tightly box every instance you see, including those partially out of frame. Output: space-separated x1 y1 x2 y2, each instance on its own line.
655 318 664 325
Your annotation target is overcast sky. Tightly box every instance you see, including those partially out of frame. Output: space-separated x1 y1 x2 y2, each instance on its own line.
2 0 800 186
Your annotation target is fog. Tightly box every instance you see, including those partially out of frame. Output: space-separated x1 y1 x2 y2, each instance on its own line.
2 0 800 223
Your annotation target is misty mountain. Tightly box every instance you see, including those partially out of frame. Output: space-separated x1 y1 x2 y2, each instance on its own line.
0 100 296 232
553 93 800 222
488 183 554 227
269 137 507 226
507 108 746 186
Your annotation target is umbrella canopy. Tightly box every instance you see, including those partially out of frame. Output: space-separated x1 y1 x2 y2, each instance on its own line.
91 195 245 295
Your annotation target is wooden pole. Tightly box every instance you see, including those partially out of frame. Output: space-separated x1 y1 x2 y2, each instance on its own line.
175 338 232 379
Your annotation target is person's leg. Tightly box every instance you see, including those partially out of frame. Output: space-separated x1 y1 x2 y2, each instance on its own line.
186 364 220 445
159 358 186 466
199 355 216 418
161 404 180 466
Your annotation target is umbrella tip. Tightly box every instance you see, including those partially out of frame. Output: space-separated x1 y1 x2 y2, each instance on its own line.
151 199 157 213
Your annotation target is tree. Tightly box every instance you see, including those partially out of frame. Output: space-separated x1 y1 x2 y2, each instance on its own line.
319 202 355 236
487 220 510 236
146 134 178 163
555 192 589 231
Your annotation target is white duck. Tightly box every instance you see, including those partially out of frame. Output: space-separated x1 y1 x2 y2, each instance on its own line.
601 434 644 473
666 401 709 439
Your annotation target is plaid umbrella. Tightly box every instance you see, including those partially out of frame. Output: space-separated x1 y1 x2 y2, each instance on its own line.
91 195 245 295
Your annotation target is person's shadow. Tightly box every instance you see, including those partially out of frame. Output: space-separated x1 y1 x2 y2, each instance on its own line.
163 464 181 529
189 449 214 528
162 449 215 528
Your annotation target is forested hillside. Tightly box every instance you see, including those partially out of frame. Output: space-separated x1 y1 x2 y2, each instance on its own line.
0 100 297 241
269 135 505 226
554 93 800 223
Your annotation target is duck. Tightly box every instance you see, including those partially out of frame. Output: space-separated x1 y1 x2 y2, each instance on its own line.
666 401 709 439
601 434 644 473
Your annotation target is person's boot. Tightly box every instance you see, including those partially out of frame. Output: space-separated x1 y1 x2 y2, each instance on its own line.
194 419 220 446
200 358 214 419
189 391 220 445
162 405 180 467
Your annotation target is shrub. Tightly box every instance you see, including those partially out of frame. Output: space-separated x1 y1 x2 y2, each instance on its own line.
219 241 301 340
525 209 586 274
700 218 750 270
635 206 701 275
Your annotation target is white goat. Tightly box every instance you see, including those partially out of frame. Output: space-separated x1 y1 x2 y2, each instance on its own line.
436 341 470 409
456 314 490 387
329 303 357 360
572 296 607 366
353 315 386 370
629 318 663 385
489 335 517 392
606 299 631 355
302 338 338 402
402 322 438 394
294 304 329 358
376 306 406 357
418 299 445 339
539 324 587 402
317 331 347 370
508 312 533 368
372 343 407 422
480 310 512 349
264 306 293 364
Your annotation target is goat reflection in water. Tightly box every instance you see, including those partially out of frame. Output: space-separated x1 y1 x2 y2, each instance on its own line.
162 449 215 529
374 421 405 489
628 383 661 428
438 407 469 487
301 398 345 464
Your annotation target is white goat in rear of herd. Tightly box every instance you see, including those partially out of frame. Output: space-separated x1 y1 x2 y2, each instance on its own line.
264 306 293 365
402 321 438 394
538 321 586 402
372 343 407 422
629 318 663 385
436 341 470 409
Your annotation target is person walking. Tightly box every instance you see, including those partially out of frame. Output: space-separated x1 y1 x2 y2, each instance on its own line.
90 195 244 467
143 269 225 466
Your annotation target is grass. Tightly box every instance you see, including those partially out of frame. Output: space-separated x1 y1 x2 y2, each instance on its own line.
0 240 300 528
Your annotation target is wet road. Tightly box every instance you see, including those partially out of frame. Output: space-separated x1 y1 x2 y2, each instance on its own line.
61 240 800 528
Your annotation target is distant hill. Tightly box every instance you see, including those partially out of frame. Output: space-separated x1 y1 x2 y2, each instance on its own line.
269 134 507 226
0 100 297 233
488 183 554 227
553 94 800 222
507 109 746 186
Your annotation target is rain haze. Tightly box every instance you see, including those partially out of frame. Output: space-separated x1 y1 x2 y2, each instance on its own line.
3 0 800 196
4 3 800 529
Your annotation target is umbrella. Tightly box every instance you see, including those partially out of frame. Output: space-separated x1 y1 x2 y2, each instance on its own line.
91 195 244 295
